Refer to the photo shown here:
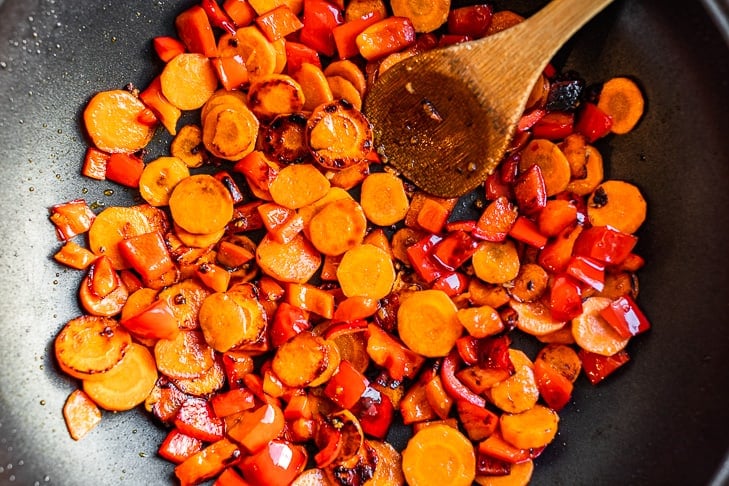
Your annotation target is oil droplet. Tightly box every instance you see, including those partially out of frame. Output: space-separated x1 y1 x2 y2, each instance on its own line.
467 162 477 172
39 400 46 406
138 452 146 458
28 186 35 192
81 187 88 194
103 189 114 196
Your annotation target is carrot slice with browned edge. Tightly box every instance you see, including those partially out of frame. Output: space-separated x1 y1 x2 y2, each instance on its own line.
154 330 216 380
247 74 305 122
536 343 582 383
402 423 476 486
597 76 645 134
82 343 158 411
83 89 156 153
160 53 218 111
391 0 451 33
271 331 331 388
587 180 647 234
307 99 373 170
472 240 521 284
359 171 410 227
168 174 234 235
510 300 567 336
138 156 190 207
63 389 102 441
519 139 571 196
308 198 368 256
170 124 205 168
198 291 267 352
55 315 132 381
398 289 462 358
294 62 335 111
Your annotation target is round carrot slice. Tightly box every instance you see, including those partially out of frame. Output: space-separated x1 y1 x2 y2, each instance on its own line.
308 198 368 256
472 240 521 284
336 244 395 300
198 291 267 353
202 103 260 160
587 180 647 234
173 222 226 248
173 356 226 397
88 206 153 270
55 315 132 381
256 232 322 284
518 138 571 196
82 343 158 412
268 163 331 209
158 279 211 330
247 74 306 122
168 174 234 235
324 60 367 97
398 289 462 358
500 404 560 450
489 349 539 414
360 171 410 226
154 330 216 380
294 62 334 112
170 124 205 168
160 53 218 111
511 300 567 336
272 331 331 388
327 75 363 110
597 76 645 135
572 297 630 356
138 156 190 207
402 423 476 486
566 145 604 196
83 89 155 153
536 343 582 383
307 99 373 170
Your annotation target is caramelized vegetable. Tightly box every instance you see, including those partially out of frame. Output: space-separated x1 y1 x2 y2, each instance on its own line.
83 89 156 154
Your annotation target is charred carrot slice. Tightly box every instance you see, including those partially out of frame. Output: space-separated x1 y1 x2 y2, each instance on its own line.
202 102 260 160
499 404 559 450
518 139 571 196
198 291 267 352
597 76 645 134
247 73 305 122
566 145 604 196
63 389 102 441
511 300 567 336
170 124 205 168
160 53 218 110
326 75 363 110
587 180 647 234
173 357 226 397
154 330 217 380
83 89 156 154
336 244 395 300
168 174 234 235
390 0 451 33
271 331 331 388
138 156 190 207
225 25 278 82
308 198 368 256
324 60 367 97
82 343 158 412
398 289 462 358
55 315 132 381
536 343 582 383
402 423 476 486
306 99 373 170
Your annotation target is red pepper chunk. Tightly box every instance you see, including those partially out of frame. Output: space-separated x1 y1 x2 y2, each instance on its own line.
240 440 307 485
474 196 518 241
534 358 573 411
513 163 547 215
118 231 175 285
406 233 449 283
152 36 186 62
324 360 369 409
548 274 583 322
256 5 304 42
566 255 605 291
356 16 416 61
270 301 311 347
173 397 225 443
201 0 237 35
447 4 493 38
579 349 630 385
573 225 638 265
158 428 203 464
366 323 425 381
575 102 613 142
49 199 96 240
440 350 487 407
284 41 322 75
299 0 344 57
355 386 394 439
599 295 651 339
509 216 548 249
432 230 480 270
333 12 386 59
531 111 575 140
105 152 144 188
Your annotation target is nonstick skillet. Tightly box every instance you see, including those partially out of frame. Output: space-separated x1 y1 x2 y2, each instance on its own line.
0 0 728 484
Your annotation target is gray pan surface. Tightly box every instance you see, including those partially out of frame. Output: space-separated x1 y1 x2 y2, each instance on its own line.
1 0 728 484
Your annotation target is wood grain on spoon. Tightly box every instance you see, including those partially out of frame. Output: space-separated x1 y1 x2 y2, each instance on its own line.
363 0 615 198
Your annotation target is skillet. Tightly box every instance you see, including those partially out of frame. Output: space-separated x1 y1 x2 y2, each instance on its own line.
0 0 728 484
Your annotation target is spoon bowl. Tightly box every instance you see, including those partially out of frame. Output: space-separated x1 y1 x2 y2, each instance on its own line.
363 0 614 198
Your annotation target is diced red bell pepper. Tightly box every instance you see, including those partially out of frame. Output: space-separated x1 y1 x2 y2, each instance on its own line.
222 351 254 388
406 233 449 284
517 108 546 132
332 9 384 58
531 111 575 140
483 172 513 201
478 335 515 372
366 323 425 381
438 34 471 47
118 231 175 285
440 350 487 407
416 197 450 234
201 0 237 35
215 467 249 486
139 76 180 135
456 399 499 441
432 230 479 270
49 199 96 240
538 198 578 236
174 439 242 486
513 163 547 215
121 297 180 340
212 55 249 91
211 387 256 417
153 36 186 62
214 170 244 204
575 102 613 142
500 152 520 184
478 430 538 464
229 201 265 233
313 422 344 467
105 152 144 188
566 255 605 291
579 349 630 385
534 358 573 411
508 216 548 249
299 0 343 57
233 151 278 191
538 224 583 273
474 196 518 241
356 16 416 61
227 403 285 454
548 274 583 322
174 398 225 443
284 41 321 75
355 386 394 439
270 301 311 347
445 219 477 233
447 4 493 38
239 440 307 485
222 0 256 27
81 147 110 180
256 5 304 41
455 336 480 366
599 295 651 339
175 5 218 57
53 241 96 270
331 297 378 322
324 360 370 409
573 225 638 265
431 271 470 297
158 428 203 464
476 451 512 476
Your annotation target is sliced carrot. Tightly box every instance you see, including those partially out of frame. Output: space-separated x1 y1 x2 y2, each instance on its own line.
88 206 153 270
474 459 534 486
362 227 393 259
587 180 647 234
174 223 226 249
138 156 190 207
510 300 567 336
83 89 156 154
154 330 216 380
256 232 322 283
63 389 102 441
471 240 521 284
323 60 367 97
228 25 278 82
299 186 354 232
467 279 511 309
291 468 330 486
345 0 387 22
397 289 462 358
247 73 305 122
271 331 331 387
365 440 404 485
489 349 539 414
308 198 367 256
202 102 260 160
566 145 604 195
336 244 395 300
175 4 218 57
572 296 630 356
538 199 578 237
390 0 451 33
327 160 371 190
359 171 409 227
170 124 205 168
120 287 158 324
402 423 476 486
160 53 218 110
509 263 549 303
55 315 132 381
499 404 559 450
597 76 645 134
306 99 373 170
199 291 268 352
518 139 571 196
268 163 331 209
201 89 248 121
536 343 582 383
168 174 234 235
294 63 335 112
456 305 504 339
139 76 181 135
327 75 363 110
157 279 211 330
486 10 524 36
82 343 158 412
559 132 589 179
173 357 226 397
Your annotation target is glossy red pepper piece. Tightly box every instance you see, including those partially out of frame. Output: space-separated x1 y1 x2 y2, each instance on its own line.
566 255 605 291
270 301 311 347
255 5 304 41
121 297 180 340
239 440 307 485
324 360 370 409
153 36 186 62
517 108 546 132
437 34 471 47
573 225 638 265
158 428 203 464
366 323 425 381
447 4 493 38
214 170 244 204
509 216 548 249
222 0 256 27
440 350 487 407
531 111 575 140
579 349 630 385
513 163 547 215
599 295 651 339
81 147 110 180
174 397 225 443
478 335 515 372
548 274 583 321
355 386 394 439
356 16 416 61
299 0 344 57
474 196 518 241
201 0 237 35
456 399 499 441
210 388 256 418
575 102 613 142
483 171 513 201
534 358 573 411
406 233 449 283
455 336 480 366
105 152 144 187
284 41 322 75
538 224 583 273
229 201 265 233
49 199 96 240
175 5 218 57
432 230 480 270
431 271 469 297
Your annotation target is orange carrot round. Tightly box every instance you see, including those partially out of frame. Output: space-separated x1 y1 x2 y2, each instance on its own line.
83 89 156 153
597 76 645 134
398 289 462 358
160 53 218 110
138 156 190 207
401 423 476 486
336 244 395 300
360 171 410 226
572 297 630 356
587 180 647 234
308 198 368 256
168 174 234 235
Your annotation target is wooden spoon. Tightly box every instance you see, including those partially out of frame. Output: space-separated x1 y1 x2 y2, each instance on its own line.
363 0 614 198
